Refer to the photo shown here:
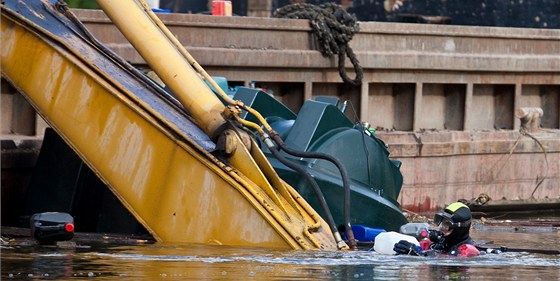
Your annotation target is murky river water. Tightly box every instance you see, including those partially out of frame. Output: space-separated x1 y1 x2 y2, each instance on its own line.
2 223 559 280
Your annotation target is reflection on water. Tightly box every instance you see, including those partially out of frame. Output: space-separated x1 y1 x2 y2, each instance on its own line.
2 228 559 280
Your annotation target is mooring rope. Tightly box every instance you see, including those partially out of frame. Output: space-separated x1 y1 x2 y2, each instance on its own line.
519 129 549 198
273 3 363 86
484 127 549 203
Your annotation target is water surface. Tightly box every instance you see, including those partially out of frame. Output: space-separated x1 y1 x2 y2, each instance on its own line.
2 224 559 280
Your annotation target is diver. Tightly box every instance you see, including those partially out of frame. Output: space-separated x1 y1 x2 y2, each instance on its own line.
393 202 480 257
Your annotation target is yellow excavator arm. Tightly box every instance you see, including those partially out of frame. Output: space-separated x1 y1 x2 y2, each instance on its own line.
1 0 346 250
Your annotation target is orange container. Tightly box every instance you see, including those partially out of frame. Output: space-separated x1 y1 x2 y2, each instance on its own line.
212 1 232 16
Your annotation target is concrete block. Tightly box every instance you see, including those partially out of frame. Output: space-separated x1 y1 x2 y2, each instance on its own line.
11 93 35 135
36 114 49 136
1 93 13 134
539 85 560 129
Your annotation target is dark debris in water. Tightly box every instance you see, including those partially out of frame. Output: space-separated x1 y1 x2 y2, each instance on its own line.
1 226 155 248
474 217 560 233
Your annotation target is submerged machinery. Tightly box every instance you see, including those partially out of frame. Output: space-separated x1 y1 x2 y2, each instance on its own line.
1 0 406 249
224 86 407 231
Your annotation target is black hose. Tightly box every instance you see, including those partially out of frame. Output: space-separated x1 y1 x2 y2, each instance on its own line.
265 140 345 248
270 134 357 249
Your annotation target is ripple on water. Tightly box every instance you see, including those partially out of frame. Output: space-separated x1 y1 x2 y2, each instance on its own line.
2 231 559 280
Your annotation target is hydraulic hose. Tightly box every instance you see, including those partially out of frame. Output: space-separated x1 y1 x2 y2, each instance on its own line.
263 137 346 249
269 133 357 249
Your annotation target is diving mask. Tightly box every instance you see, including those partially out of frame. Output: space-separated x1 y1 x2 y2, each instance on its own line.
434 212 471 231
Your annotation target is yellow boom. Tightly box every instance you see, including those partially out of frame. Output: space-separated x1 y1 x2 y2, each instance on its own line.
1 0 343 250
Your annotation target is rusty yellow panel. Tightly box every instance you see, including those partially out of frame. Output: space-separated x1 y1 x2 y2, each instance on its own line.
1 6 339 250
1 20 291 248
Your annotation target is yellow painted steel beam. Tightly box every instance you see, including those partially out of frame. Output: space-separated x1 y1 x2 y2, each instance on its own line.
95 0 226 140
94 0 324 232
1 1 339 250
95 0 301 215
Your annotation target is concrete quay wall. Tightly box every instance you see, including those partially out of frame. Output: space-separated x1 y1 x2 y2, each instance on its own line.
376 131 559 213
2 10 559 213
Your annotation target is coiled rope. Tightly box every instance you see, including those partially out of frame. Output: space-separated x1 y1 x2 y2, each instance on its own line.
273 3 363 86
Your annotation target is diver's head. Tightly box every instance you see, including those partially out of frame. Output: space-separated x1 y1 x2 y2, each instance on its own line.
434 202 472 236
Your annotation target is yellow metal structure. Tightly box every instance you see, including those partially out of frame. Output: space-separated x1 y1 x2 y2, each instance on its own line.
1 0 340 250
95 0 227 140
